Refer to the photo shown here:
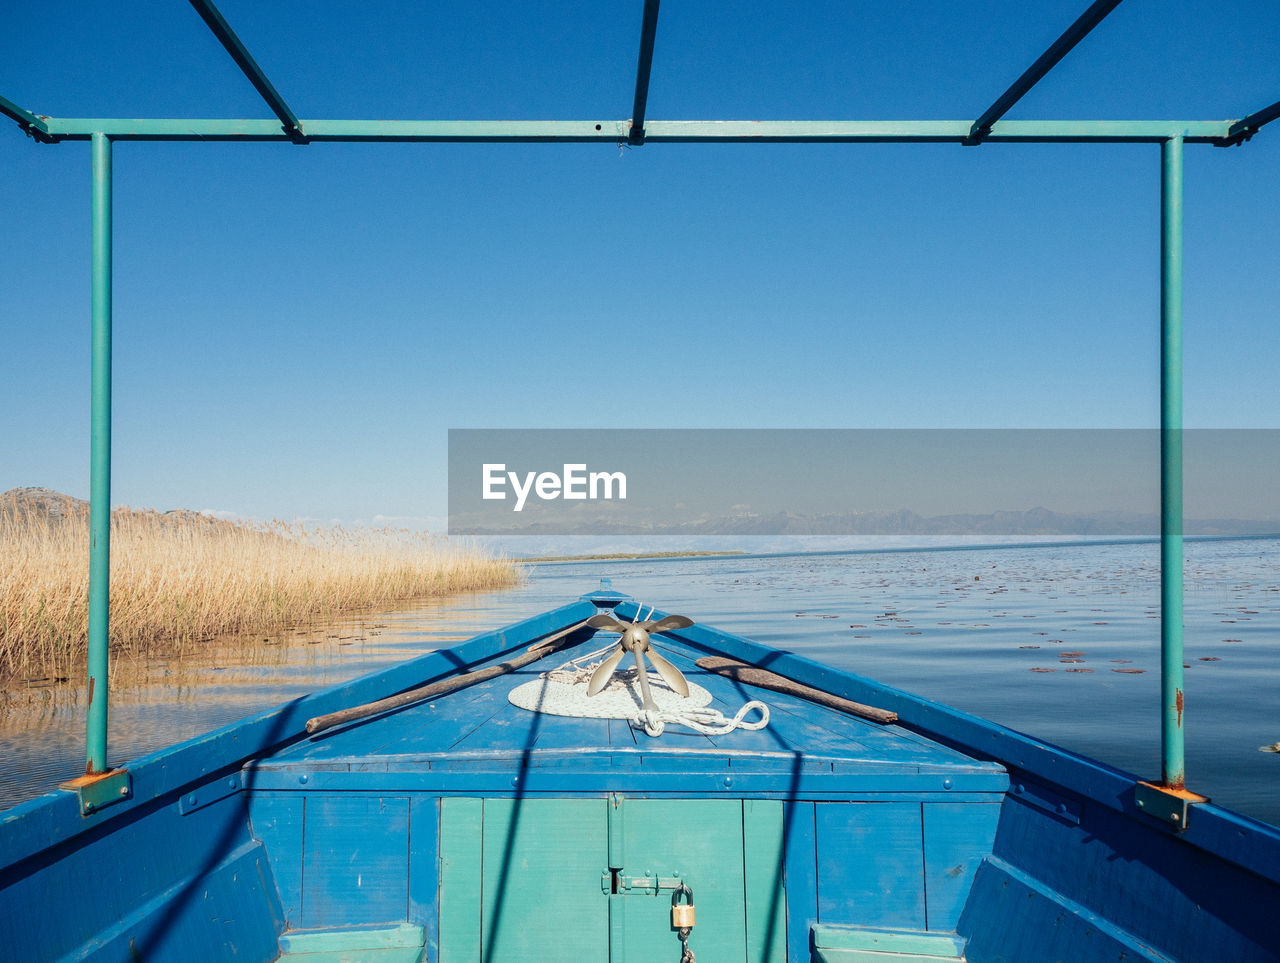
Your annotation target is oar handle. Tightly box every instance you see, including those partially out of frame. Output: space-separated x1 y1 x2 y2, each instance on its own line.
304 618 591 735
695 657 898 725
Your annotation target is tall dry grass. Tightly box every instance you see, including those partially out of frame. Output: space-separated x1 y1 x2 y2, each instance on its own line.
0 498 520 679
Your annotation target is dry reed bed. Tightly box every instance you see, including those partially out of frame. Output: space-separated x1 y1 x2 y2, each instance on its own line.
0 502 519 679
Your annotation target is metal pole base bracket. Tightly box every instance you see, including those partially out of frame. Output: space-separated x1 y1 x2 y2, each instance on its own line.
1135 781 1209 831
60 769 131 816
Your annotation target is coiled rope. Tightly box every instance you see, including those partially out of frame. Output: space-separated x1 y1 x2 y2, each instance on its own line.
507 642 770 738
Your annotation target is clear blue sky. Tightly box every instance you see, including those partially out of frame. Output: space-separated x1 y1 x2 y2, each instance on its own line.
2 1 1277 528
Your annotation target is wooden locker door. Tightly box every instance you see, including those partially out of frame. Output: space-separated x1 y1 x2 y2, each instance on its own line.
607 798 786 963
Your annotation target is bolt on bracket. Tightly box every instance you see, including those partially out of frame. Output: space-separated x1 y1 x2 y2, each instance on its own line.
1134 780 1209 831
60 769 131 816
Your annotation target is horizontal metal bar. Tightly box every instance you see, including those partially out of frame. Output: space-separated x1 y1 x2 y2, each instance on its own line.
37 117 1236 144
643 119 1231 143
1224 97 1280 146
968 0 1124 144
36 118 630 142
0 93 51 140
187 0 303 141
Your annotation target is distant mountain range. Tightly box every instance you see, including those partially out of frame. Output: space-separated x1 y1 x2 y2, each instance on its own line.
462 505 1280 537
0 487 234 530
8 488 1275 539
0 487 88 523
664 507 1278 537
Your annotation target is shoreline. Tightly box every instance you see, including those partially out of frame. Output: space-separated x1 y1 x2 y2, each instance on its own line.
0 490 521 680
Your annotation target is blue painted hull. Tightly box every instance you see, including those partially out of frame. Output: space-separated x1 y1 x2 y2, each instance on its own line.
1 588 1277 961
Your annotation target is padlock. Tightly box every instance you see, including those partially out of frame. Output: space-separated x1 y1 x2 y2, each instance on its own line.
671 883 695 929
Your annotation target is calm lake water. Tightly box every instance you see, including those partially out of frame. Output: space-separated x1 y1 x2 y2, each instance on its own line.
2 537 1277 826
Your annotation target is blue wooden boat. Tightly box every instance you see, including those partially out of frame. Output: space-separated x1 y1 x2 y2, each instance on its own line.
2 582 1277 962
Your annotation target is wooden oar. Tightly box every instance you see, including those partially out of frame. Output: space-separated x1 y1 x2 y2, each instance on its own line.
695 656 898 725
304 618 592 735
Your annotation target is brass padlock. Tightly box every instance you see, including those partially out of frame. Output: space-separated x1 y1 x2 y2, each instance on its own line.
671 883 695 929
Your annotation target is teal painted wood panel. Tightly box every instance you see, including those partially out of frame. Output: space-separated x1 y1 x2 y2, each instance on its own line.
438 797 483 963
812 923 965 955
281 946 423 962
744 799 787 963
302 796 410 928
249 791 305 927
612 798 747 962
279 922 425 962
921 802 1000 932
816 802 926 930
481 797 608 958
812 947 961 963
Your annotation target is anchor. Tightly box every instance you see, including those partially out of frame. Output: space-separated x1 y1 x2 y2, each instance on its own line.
585 612 695 713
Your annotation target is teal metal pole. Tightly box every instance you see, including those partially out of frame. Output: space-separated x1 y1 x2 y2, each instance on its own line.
1160 134 1185 789
87 132 112 774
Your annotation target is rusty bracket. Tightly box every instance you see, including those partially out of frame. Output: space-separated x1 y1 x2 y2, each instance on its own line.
59 769 131 816
1134 781 1209 831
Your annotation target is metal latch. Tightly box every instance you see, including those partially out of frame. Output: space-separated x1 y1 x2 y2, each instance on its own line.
601 872 685 895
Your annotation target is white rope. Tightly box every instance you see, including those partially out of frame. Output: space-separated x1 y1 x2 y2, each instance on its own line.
634 700 770 738
543 642 621 685
508 641 772 738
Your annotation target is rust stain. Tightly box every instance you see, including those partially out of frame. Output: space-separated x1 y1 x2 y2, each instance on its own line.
1176 687 1184 728
87 676 95 706
1139 780 1207 802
